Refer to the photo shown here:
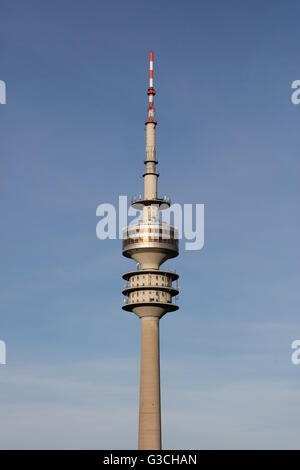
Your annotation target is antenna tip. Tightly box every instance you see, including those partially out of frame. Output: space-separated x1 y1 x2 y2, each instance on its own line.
150 51 154 61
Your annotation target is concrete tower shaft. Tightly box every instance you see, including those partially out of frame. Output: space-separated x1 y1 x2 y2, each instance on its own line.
138 316 161 449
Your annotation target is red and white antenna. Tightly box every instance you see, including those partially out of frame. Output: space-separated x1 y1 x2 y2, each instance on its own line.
149 50 154 88
146 51 157 124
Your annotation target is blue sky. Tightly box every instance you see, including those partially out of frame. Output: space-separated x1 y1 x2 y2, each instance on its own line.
1 0 300 449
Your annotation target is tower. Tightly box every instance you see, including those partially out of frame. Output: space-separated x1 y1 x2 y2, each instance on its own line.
122 52 179 450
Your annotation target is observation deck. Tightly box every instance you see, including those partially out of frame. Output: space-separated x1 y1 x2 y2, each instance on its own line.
122 221 179 267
